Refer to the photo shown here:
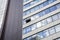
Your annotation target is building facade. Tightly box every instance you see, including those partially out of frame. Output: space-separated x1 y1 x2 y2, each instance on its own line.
23 0 60 40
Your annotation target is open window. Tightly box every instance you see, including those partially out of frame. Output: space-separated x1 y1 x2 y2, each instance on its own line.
26 18 31 23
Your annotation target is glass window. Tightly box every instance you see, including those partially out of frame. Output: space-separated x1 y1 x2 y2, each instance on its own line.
30 2 35 5
46 17 52 23
26 26 31 33
45 8 50 14
49 6 57 12
56 4 60 9
48 0 55 4
23 28 27 34
30 8 35 13
24 38 27 40
35 14 40 18
39 4 43 8
58 13 60 19
25 10 30 15
49 27 55 35
38 11 45 17
34 6 40 11
34 0 40 2
43 1 48 6
31 14 39 21
31 24 37 30
38 32 44 38
31 15 36 20
41 19 47 26
42 30 49 37
55 24 60 32
25 4 30 8
37 22 42 28
32 35 37 38
27 37 32 40
52 14 58 21
38 12 43 17
42 11 46 15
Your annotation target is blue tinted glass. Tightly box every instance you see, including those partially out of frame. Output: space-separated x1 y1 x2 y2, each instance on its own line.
56 4 60 8
39 12 43 17
42 30 49 37
43 1 49 6
25 10 30 15
39 4 43 8
26 27 31 33
34 6 40 11
30 8 35 13
38 13 41 17
25 4 30 7
23 28 27 34
49 6 57 12
38 32 44 38
48 0 55 4
45 8 50 14
42 11 46 15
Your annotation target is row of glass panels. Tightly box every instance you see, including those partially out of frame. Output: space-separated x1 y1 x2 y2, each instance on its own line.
23 0 56 16
24 24 60 40
23 12 60 34
23 0 41 9
23 3 60 25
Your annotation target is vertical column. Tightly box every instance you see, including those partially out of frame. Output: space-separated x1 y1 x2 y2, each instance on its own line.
0 0 23 40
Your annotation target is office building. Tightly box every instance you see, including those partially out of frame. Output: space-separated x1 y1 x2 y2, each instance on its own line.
23 0 60 40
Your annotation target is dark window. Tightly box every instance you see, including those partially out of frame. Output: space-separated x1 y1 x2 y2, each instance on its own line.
26 18 31 23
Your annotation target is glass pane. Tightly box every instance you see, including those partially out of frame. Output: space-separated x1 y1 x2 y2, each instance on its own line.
26 10 30 15
27 27 31 33
34 6 39 11
43 1 48 6
56 4 60 9
41 19 47 26
31 24 37 30
39 4 43 8
38 32 44 38
27 37 32 40
23 28 27 34
35 14 40 18
37 22 41 28
43 30 49 37
58 13 60 19
31 15 36 20
49 27 55 35
49 6 57 12
52 14 58 21
30 8 35 13
55 24 60 32
45 8 50 14
48 0 55 4
46 17 52 23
